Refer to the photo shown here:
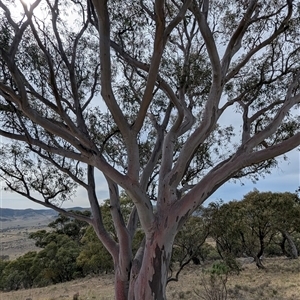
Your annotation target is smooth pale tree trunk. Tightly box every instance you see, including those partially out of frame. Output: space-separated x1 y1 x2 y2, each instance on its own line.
111 224 176 299
282 230 298 259
128 227 176 300
131 242 173 299
114 271 129 300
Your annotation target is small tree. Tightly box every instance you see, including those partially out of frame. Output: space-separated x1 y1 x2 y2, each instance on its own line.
0 1 299 299
209 191 300 269
76 225 114 275
195 262 229 300
48 210 91 243
168 212 210 283
253 191 300 259
240 191 300 265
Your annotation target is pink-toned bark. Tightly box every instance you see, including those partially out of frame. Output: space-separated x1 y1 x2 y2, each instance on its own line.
0 1 299 299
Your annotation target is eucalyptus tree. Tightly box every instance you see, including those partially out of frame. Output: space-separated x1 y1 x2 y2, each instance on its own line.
237 192 278 269
0 0 299 299
209 191 300 269
253 191 300 259
207 201 245 259
239 191 300 264
168 213 210 283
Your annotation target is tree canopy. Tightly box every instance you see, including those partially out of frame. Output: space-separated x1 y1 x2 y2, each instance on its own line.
0 1 299 299
1 191 299 293
207 191 300 269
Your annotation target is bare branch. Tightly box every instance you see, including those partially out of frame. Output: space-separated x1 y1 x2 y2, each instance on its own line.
164 0 193 42
225 1 293 82
87 166 118 256
243 93 300 151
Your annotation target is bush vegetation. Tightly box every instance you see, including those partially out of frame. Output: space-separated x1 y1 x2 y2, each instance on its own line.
0 191 299 292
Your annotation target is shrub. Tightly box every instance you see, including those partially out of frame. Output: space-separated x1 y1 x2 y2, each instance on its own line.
194 262 229 300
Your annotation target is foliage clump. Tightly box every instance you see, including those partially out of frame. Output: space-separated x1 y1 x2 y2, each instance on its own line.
1 191 299 292
195 262 229 300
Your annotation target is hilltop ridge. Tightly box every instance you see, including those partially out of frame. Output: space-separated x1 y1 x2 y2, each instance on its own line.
0 207 89 230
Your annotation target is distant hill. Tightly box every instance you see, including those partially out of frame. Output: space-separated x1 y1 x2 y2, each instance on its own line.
0 207 90 230
0 208 57 220
0 207 90 218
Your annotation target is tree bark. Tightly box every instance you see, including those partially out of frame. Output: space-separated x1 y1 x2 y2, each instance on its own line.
255 235 266 269
281 230 298 259
114 271 129 300
254 255 265 269
279 235 288 256
129 227 175 300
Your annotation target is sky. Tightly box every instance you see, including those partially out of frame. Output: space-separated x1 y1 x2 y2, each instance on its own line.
208 148 299 203
0 1 299 210
0 147 299 210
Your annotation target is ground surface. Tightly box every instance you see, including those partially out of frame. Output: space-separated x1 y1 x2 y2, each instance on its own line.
0 208 91 260
0 257 299 300
0 215 53 260
1 211 299 299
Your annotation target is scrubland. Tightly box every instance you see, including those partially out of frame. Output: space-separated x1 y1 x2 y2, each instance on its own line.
0 257 299 300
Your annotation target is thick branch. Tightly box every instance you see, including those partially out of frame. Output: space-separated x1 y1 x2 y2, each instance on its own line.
221 0 258 77
173 132 300 219
105 176 130 243
132 0 166 133
127 206 139 240
190 1 221 85
243 93 300 151
87 166 118 258
91 0 130 136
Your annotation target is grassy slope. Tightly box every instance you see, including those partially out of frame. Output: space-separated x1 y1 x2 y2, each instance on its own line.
0 257 299 300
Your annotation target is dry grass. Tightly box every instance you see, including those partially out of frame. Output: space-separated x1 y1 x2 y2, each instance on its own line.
0 257 299 300
0 275 115 300
1 226 51 260
168 257 300 300
0 209 71 260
